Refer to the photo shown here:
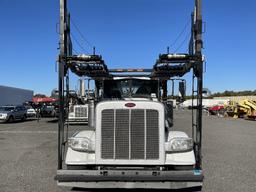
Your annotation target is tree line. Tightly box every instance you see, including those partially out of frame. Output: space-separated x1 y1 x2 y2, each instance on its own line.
211 90 256 97
179 90 256 100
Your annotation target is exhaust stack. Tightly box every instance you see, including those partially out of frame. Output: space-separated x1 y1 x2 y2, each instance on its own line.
79 79 85 97
88 99 95 128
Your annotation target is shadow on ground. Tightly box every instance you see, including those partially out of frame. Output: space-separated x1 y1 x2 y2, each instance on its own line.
71 187 202 192
47 119 59 123
0 118 37 124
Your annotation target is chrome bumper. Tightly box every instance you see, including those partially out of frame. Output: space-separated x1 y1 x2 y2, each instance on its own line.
55 169 203 189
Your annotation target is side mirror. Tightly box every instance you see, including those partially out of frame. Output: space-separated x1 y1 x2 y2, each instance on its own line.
179 81 186 102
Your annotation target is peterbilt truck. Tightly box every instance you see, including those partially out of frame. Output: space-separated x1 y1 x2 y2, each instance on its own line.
55 0 204 190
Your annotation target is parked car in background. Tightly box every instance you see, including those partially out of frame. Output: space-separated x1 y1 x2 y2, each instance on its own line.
40 105 56 117
26 106 36 118
0 105 27 122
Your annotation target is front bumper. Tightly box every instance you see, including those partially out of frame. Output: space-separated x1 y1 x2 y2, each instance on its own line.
55 169 203 189
0 117 8 122
26 113 36 117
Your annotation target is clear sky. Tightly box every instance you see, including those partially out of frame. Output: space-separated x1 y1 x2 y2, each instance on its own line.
1 0 255 95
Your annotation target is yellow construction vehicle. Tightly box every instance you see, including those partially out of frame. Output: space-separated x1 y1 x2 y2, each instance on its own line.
225 99 256 119
239 100 256 118
225 100 242 118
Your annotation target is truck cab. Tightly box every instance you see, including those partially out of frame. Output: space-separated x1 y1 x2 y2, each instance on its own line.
56 76 203 189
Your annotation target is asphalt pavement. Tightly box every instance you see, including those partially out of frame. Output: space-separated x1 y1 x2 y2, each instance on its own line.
0 110 255 192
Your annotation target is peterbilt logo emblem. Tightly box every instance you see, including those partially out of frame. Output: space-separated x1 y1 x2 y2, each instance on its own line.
125 103 136 107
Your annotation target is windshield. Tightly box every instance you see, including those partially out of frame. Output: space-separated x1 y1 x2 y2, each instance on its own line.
103 79 158 98
0 106 15 111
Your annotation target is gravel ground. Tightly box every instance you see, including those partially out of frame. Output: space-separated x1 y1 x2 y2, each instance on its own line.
0 111 255 192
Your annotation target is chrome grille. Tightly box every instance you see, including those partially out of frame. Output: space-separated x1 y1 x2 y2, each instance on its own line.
146 110 159 159
101 109 159 160
101 109 114 159
115 109 129 159
75 106 88 118
131 110 145 159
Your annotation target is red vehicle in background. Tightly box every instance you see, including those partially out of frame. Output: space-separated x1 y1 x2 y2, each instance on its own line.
209 105 225 116
32 97 57 103
32 97 58 118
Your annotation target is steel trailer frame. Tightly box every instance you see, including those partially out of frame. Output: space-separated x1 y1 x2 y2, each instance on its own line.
57 0 203 174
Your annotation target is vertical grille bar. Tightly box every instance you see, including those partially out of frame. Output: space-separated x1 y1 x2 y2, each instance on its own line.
131 109 145 159
146 110 159 159
144 109 147 159
113 109 116 159
128 110 131 159
115 109 129 159
101 109 114 159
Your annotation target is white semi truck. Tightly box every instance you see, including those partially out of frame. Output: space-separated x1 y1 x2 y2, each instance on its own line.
55 0 204 190
67 79 89 123
68 104 88 123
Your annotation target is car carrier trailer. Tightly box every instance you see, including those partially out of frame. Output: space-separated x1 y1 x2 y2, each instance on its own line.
55 0 204 190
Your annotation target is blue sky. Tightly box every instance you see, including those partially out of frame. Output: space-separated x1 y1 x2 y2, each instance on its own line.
1 0 255 95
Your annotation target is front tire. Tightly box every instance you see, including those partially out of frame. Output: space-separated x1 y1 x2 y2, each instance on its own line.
8 116 14 123
22 114 27 121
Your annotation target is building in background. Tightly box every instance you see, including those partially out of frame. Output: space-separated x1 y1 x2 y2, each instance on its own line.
0 85 33 106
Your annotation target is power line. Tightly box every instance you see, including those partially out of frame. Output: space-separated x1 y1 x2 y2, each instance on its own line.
70 32 89 54
170 19 190 49
72 47 79 54
70 17 94 49
173 32 191 53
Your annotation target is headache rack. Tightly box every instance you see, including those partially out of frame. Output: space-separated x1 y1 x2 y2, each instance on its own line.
57 0 204 173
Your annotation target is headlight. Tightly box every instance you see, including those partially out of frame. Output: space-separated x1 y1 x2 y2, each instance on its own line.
68 137 95 152
0 114 7 118
165 137 193 152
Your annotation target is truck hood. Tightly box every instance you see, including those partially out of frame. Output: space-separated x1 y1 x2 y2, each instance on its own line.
123 98 151 101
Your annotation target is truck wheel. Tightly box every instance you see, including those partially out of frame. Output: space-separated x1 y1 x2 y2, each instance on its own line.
22 115 27 121
8 116 14 123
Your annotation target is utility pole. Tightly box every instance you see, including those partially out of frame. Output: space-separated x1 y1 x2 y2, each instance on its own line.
58 0 67 170
194 0 203 169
